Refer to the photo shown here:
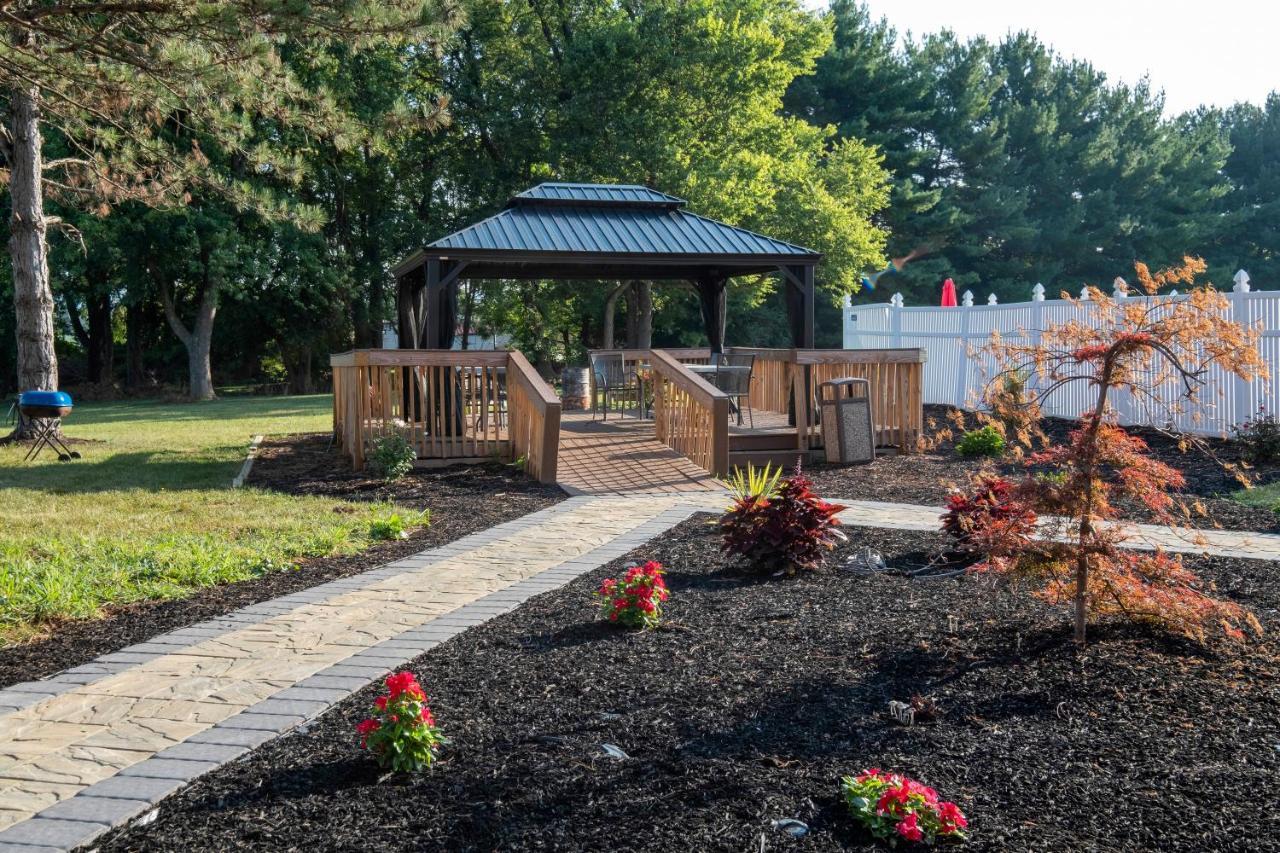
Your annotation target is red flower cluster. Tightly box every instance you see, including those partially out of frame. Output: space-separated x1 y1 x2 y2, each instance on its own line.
355 670 444 772
596 561 669 629
843 769 968 844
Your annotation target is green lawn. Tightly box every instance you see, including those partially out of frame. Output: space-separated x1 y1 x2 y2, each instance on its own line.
0 395 398 645
1230 480 1280 512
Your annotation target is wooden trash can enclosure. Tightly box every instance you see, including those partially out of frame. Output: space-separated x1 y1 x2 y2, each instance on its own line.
560 366 591 411
818 377 875 464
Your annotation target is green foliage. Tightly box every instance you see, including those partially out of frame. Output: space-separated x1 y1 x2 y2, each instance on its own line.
955 425 1006 458
368 505 429 541
790 1 1241 304
368 434 417 482
726 462 783 504
0 396 395 644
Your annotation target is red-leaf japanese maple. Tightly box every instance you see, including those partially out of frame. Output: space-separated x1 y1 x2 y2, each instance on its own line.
964 257 1266 645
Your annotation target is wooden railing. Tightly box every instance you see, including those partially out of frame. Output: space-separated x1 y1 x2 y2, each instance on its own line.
794 348 925 450
722 347 925 451
330 349 561 484
505 350 561 483
649 349 730 477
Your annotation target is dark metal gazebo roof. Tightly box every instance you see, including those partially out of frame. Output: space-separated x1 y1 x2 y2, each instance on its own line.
392 182 820 280
392 182 820 350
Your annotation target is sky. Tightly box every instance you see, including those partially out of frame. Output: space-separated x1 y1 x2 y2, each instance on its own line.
856 0 1278 115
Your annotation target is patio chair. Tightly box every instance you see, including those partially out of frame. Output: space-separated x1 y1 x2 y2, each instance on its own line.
590 352 641 420
712 352 755 427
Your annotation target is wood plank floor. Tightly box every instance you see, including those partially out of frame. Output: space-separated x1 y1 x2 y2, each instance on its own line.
555 411 725 495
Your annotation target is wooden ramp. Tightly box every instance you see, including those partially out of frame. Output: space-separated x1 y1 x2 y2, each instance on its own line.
556 411 724 495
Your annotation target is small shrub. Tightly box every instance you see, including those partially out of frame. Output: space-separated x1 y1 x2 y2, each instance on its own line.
1232 405 1280 464
356 671 445 773
721 464 846 573
369 505 429 541
955 425 1006 458
941 476 1037 551
841 769 968 844
972 257 1267 645
368 434 416 481
596 560 669 629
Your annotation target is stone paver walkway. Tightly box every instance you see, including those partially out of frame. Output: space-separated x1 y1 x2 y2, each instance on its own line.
1 489 1275 852
829 499 1280 561
0 494 713 852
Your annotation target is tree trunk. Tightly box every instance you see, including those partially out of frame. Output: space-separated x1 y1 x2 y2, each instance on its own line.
86 293 114 384
633 281 653 349
158 267 219 402
8 85 57 437
460 280 475 350
1075 362 1115 646
625 282 639 347
602 283 626 349
125 300 148 389
282 345 313 394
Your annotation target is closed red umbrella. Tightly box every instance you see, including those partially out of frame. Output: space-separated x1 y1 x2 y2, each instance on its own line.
941 278 958 307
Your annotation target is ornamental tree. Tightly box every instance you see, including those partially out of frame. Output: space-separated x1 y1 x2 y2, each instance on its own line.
968 257 1266 645
1 0 459 413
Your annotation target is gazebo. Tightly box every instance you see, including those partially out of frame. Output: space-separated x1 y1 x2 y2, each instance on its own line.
332 182 924 488
389 182 821 353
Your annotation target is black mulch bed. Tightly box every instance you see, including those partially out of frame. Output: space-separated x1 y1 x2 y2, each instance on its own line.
805 404 1280 533
0 434 564 688
98 517 1280 853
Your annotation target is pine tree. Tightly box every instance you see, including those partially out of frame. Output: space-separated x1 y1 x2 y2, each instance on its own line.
1 0 460 416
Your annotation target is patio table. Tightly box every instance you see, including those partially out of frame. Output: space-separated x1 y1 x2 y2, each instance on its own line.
686 364 752 424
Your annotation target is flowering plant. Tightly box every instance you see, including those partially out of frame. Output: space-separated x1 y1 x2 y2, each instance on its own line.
596 561 668 629
721 463 846 573
841 769 968 845
355 670 445 772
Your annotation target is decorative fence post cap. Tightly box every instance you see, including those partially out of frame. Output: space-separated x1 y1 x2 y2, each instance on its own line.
961 290 974 307
1113 277 1128 298
1079 285 1091 300
987 293 998 305
1032 283 1045 301
1233 269 1251 293
890 292 905 307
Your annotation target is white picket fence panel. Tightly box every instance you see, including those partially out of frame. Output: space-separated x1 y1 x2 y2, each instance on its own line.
842 281 1280 437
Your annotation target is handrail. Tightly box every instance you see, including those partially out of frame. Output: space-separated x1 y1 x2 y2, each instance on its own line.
649 348 730 477
329 348 509 368
506 350 560 411
329 347 560 484
588 347 710 362
505 350 561 484
648 350 728 407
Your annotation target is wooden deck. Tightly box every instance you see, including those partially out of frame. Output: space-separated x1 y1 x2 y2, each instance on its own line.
556 412 724 495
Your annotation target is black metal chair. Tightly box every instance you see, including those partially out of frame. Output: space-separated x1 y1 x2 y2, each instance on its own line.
712 353 755 427
590 352 641 420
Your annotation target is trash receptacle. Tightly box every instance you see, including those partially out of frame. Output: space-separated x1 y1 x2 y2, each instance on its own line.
819 377 874 464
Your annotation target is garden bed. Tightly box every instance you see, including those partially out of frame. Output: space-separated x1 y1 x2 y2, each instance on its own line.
97 516 1279 852
805 405 1280 533
0 435 563 687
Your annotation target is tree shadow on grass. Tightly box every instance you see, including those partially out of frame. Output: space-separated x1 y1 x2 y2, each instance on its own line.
2 450 244 493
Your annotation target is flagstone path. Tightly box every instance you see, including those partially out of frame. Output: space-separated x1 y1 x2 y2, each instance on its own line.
1 490 1277 852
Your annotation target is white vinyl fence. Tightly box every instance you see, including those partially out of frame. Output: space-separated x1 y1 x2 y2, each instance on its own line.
842 273 1280 437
